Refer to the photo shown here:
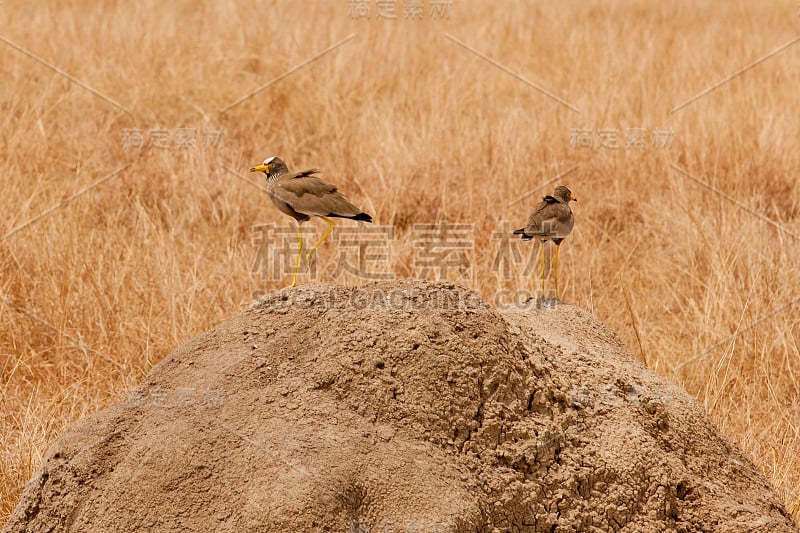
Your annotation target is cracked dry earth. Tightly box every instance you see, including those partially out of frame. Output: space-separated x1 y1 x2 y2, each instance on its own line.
4 281 797 532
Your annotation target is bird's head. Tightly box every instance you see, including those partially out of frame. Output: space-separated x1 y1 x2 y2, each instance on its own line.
250 156 288 178
553 185 577 203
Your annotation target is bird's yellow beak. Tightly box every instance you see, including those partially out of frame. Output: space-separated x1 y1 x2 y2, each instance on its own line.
250 164 269 173
571 193 578 202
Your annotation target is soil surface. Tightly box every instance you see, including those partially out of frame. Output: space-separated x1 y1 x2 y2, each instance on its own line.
4 281 797 532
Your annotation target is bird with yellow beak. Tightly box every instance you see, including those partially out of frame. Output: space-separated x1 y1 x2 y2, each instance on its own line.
513 185 577 300
250 156 372 288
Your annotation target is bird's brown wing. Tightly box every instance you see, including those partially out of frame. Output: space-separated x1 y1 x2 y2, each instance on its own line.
271 172 364 218
524 200 574 238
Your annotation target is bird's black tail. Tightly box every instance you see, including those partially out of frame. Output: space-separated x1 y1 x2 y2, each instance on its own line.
329 212 373 223
513 228 533 241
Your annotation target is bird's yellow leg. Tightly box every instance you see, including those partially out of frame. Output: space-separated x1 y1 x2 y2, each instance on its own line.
537 241 546 296
306 216 336 264
287 224 303 288
553 243 561 300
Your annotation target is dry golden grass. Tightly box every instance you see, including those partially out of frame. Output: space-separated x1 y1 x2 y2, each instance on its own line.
2 0 799 523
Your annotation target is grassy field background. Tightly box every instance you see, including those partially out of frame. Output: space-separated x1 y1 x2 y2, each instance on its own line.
1 0 799 522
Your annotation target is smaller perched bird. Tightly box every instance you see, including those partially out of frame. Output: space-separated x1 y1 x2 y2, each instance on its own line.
513 185 577 300
250 156 372 288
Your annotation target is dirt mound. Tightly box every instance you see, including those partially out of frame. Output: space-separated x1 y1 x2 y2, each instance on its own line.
4 281 796 532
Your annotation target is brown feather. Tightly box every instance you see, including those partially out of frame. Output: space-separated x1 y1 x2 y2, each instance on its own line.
517 186 575 240
268 172 366 219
